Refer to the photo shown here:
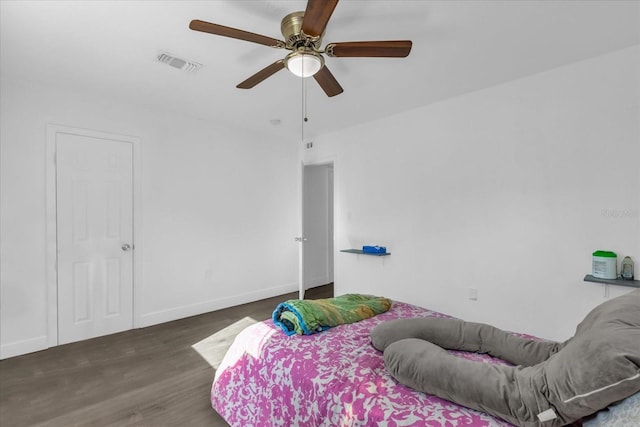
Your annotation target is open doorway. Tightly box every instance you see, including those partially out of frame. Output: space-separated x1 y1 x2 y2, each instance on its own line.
302 163 334 297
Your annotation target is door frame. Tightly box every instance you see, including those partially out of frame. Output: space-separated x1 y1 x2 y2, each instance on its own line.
300 156 336 299
45 124 142 347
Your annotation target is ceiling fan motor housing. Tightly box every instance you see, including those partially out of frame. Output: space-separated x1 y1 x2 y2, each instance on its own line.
281 11 323 50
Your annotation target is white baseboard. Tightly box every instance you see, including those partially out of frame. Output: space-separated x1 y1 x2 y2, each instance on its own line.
1 335 48 360
139 282 299 328
1 285 300 359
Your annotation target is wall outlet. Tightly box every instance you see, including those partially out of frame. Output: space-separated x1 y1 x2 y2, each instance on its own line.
468 288 478 301
306 142 313 149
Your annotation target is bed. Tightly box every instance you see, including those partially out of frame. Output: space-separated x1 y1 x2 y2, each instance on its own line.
212 301 518 426
211 300 639 426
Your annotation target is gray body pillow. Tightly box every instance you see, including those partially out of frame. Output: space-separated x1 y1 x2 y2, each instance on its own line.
370 289 640 427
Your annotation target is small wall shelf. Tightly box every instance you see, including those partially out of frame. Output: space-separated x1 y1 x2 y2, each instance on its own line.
341 249 391 256
584 275 640 288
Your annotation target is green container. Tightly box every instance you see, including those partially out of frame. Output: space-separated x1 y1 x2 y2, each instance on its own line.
592 250 617 279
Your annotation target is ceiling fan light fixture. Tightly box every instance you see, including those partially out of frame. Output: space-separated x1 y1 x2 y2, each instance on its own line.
285 51 324 78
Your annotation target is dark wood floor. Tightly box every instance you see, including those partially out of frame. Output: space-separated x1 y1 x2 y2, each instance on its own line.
0 284 333 427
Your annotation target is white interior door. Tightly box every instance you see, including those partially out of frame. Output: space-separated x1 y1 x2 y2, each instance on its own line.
56 133 134 344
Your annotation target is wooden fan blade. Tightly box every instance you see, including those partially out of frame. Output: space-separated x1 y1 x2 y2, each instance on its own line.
189 19 284 48
313 66 343 97
326 41 412 57
301 0 339 38
237 60 286 89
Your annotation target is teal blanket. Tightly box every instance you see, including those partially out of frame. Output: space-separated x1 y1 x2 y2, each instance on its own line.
272 294 392 335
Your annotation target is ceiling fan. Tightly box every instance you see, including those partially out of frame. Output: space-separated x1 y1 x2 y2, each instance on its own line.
189 0 412 97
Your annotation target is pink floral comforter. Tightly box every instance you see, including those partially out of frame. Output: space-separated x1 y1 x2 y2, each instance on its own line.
211 301 514 426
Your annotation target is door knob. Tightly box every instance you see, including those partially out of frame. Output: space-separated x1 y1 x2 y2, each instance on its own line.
121 243 132 251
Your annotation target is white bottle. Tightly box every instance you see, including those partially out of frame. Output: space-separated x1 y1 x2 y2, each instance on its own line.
621 256 634 280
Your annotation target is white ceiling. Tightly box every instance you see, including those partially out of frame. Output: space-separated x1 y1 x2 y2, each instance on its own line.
2 1 639 141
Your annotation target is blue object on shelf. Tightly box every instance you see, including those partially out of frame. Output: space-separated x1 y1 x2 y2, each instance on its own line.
363 245 386 254
340 249 390 256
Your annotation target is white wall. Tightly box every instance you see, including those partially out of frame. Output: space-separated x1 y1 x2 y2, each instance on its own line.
305 46 640 341
0 76 299 359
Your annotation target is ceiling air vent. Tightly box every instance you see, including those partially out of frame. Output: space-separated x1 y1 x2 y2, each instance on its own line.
157 51 202 73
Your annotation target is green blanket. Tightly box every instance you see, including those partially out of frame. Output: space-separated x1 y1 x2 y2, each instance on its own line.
272 294 392 335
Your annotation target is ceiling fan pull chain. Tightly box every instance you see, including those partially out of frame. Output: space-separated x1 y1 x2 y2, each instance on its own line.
301 75 305 144
303 77 309 123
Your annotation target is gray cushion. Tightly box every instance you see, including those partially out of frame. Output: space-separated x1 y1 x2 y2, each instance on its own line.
371 289 640 426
